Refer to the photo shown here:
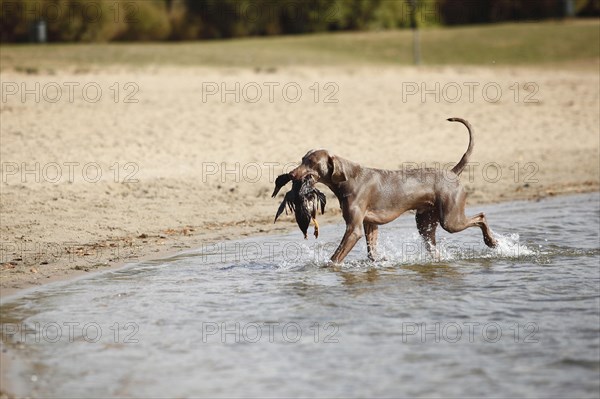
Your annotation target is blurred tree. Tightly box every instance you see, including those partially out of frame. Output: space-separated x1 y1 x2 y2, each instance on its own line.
182 0 340 38
0 0 129 42
117 0 171 41
1 0 596 42
578 0 600 15
331 0 383 29
0 0 29 41
440 0 597 24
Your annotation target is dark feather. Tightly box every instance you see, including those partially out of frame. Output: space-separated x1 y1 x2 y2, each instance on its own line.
294 191 312 238
316 190 326 214
274 190 296 223
272 176 327 239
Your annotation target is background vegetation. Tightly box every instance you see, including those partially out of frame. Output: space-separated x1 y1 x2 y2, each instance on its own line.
1 20 598 70
1 0 598 42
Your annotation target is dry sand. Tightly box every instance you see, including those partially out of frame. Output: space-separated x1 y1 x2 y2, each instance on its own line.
1 65 599 296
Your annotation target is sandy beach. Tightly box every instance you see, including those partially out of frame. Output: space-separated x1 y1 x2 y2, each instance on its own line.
1 64 599 296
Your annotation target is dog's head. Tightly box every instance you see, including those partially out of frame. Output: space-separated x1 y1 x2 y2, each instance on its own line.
289 149 347 185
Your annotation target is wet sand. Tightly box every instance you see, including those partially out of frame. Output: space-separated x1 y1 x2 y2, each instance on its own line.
1 65 599 296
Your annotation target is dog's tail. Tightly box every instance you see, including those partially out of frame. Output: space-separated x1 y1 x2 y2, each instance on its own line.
448 117 474 176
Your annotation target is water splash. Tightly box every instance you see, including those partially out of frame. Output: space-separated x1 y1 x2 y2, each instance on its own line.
346 230 537 268
489 231 535 258
217 229 538 271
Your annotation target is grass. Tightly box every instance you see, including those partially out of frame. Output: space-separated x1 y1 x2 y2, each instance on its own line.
1 19 598 71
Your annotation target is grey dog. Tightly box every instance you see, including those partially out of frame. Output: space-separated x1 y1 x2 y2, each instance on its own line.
276 118 498 263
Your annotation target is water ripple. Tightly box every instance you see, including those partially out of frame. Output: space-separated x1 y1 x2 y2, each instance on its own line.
1 193 599 398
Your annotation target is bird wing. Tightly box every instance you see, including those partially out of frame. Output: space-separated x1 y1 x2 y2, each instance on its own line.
274 198 287 223
316 189 326 214
294 199 311 237
274 190 295 222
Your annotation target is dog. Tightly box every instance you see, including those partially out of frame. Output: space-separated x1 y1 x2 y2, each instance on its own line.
275 118 498 263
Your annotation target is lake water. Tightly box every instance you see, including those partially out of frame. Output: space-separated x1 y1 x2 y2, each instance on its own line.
1 193 599 398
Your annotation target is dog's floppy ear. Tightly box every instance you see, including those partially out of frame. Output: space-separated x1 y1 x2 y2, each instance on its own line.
329 155 347 184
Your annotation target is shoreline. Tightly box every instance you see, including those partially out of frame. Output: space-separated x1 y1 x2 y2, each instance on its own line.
2 64 599 300
0 214 297 300
2 185 597 301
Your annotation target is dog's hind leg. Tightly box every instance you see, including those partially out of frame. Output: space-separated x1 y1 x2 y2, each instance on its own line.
363 222 379 261
416 208 440 259
438 189 497 248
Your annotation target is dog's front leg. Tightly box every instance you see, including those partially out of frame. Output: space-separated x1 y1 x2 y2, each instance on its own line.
330 204 364 264
330 222 363 264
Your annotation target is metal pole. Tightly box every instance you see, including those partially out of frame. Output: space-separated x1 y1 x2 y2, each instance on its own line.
410 0 421 65
413 28 421 66
564 0 575 17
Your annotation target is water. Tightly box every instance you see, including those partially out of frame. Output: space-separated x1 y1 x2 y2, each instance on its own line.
2 193 599 398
